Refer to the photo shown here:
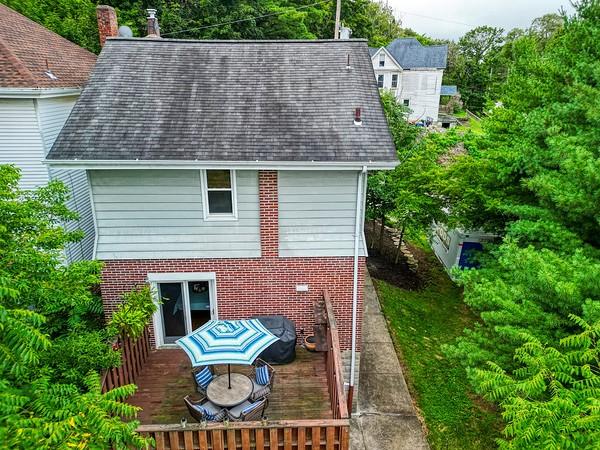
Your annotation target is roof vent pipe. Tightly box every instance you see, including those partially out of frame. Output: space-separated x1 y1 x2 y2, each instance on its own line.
354 107 362 126
146 8 160 38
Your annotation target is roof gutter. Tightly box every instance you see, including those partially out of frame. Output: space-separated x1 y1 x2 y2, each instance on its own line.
0 88 82 98
43 159 398 171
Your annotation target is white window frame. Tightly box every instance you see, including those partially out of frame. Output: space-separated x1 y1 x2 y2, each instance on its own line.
148 272 218 348
379 52 385 67
201 169 238 221
403 99 410 107
391 74 398 88
377 74 384 88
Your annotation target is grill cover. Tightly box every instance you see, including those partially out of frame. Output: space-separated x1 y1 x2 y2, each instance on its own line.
254 315 297 364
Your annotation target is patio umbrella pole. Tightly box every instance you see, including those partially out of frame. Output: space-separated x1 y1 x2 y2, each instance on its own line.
228 364 231 389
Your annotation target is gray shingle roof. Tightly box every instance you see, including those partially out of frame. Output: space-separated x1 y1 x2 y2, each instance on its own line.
385 38 447 69
47 38 397 164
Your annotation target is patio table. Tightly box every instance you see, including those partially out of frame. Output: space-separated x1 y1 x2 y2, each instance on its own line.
206 373 253 408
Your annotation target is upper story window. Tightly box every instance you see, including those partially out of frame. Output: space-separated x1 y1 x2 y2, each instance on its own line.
377 74 384 88
379 53 385 67
202 169 237 220
391 74 398 88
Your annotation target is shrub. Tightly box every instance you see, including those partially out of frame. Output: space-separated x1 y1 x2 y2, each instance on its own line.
474 316 600 449
108 286 157 340
42 330 122 387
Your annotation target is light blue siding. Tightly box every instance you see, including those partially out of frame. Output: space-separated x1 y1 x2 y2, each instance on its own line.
37 96 95 262
0 95 94 262
89 169 261 259
278 171 366 257
0 99 48 189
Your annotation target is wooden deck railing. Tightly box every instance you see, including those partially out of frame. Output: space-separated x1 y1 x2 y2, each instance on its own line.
101 326 152 393
132 291 350 450
137 420 349 450
323 290 349 420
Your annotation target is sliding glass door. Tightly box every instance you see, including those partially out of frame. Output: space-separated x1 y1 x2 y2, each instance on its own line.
158 282 187 344
156 278 215 345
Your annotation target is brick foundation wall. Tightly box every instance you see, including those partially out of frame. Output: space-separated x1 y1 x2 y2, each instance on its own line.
101 257 365 351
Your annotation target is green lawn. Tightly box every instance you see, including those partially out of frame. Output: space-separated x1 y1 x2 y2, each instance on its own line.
373 251 502 449
467 117 483 134
453 109 468 119
456 116 483 135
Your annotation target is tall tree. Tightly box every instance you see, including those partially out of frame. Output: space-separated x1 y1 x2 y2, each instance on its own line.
366 92 445 255
529 13 564 42
0 165 148 448
448 26 505 111
439 2 600 445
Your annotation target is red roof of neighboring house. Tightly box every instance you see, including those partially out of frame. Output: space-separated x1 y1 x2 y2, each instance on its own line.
0 4 96 89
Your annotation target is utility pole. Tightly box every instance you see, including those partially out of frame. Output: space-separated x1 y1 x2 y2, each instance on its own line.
334 0 341 39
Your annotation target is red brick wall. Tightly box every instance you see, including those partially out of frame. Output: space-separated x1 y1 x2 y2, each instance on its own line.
101 257 365 350
96 5 118 47
259 171 278 257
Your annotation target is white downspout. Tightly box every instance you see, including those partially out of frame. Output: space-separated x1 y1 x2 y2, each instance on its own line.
349 165 367 412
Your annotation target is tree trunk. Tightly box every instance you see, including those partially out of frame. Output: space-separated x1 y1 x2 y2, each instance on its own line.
368 220 376 249
394 223 406 265
378 215 386 254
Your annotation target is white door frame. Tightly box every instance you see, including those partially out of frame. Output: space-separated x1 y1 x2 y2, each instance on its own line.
147 272 218 348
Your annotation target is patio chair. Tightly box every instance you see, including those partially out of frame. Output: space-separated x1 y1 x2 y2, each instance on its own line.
250 358 275 401
227 396 268 422
184 395 226 423
191 365 216 394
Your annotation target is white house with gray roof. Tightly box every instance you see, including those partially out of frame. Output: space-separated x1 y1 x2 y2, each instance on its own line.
45 35 398 400
369 38 448 122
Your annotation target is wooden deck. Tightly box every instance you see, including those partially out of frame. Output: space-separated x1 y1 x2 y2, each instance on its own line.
129 347 333 424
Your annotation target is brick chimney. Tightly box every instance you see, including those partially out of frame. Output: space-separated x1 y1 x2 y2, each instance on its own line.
146 8 160 38
96 5 118 47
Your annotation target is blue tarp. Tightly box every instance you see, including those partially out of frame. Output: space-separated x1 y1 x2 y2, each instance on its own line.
441 85 458 96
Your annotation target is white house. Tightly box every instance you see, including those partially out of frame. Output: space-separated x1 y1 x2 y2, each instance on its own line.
369 38 448 122
0 4 97 262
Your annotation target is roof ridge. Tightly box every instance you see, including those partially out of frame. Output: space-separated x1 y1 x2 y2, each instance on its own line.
107 37 369 44
0 35 37 87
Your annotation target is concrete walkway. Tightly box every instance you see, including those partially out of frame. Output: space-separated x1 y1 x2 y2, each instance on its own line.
350 274 429 450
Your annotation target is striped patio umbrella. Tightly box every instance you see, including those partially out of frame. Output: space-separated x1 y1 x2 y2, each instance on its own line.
175 319 279 388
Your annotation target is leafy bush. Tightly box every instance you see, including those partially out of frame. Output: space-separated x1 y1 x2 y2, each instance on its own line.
41 330 122 387
0 372 151 449
108 286 157 340
474 316 600 449
0 165 103 337
0 166 149 448
444 243 600 371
